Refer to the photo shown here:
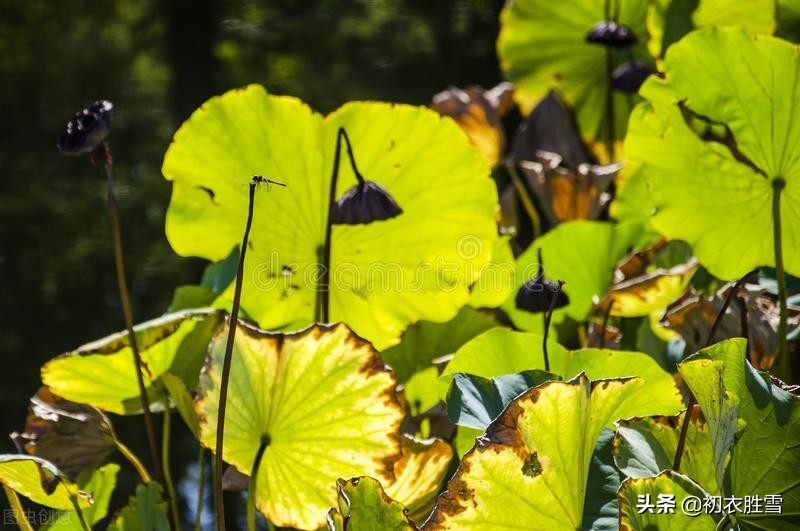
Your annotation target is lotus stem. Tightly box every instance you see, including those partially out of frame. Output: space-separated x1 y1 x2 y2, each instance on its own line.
67 489 91 531
542 280 565 372
195 447 206 531
101 142 162 484
772 178 790 380
114 438 152 483
3 484 33 531
600 297 614 349
319 127 362 323
162 401 181 531
604 47 616 162
506 162 542 238
247 436 270 531
673 271 752 471
214 182 258 531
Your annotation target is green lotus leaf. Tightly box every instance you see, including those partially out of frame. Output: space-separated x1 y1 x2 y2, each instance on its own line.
497 0 650 143
617 471 719 529
43 463 119 530
440 328 683 419
424 373 644 529
161 373 200 436
584 428 623 531
108 482 170 531
162 84 498 350
453 426 483 458
446 370 559 430
383 435 453 525
502 221 647 331
626 27 800 279
678 337 800 529
195 321 405 530
647 0 775 60
678 342 744 491
613 407 719 494
381 306 500 384
327 477 416 531
0 455 90 510
467 236 516 309
41 308 224 414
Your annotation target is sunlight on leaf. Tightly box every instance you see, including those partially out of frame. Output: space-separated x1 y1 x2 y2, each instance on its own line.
617 471 718 529
625 27 800 279
162 85 498 349
41 309 224 414
327 477 416 531
195 321 405 530
0 455 90 510
424 373 643 529
498 0 650 142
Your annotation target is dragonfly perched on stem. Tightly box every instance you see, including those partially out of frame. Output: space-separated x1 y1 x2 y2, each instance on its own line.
251 175 286 189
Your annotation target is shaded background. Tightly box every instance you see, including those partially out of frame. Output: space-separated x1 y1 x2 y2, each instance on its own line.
0 0 504 526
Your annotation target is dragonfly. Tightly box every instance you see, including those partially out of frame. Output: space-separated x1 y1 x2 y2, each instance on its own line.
251 175 287 189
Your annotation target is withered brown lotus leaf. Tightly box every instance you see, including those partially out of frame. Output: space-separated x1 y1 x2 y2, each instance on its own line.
11 387 116 481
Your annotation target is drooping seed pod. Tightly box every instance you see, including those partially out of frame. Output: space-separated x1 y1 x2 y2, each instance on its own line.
57 100 113 155
611 60 653 93
515 274 569 313
331 181 403 225
585 21 637 47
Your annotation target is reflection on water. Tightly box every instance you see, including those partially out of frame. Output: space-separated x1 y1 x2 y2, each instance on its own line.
0 0 503 526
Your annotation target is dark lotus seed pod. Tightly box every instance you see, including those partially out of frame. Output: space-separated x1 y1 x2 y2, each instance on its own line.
515 275 569 313
611 60 653 93
585 21 637 47
57 100 113 155
331 181 403 225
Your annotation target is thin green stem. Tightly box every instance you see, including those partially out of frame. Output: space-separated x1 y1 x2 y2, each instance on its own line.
3 484 33 531
599 297 614 349
101 142 162 485
506 162 542 239
115 438 152 483
195 447 206 531
673 272 752 471
66 490 91 531
162 402 181 531
247 436 270 531
215 182 257 531
773 178 790 379
604 46 616 162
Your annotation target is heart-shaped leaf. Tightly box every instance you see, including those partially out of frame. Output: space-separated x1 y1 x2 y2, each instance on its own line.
41 309 224 414
195 321 405 530
625 27 800 279
162 85 498 349
424 373 643 529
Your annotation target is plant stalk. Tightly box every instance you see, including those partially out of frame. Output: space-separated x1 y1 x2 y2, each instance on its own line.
673 272 752 471
214 182 257 531
772 178 790 379
67 489 91 531
318 127 365 323
195 447 206 531
162 402 181 531
604 46 616 162
247 436 270 531
101 142 162 485
542 280 564 372
3 484 34 531
115 439 152 483
599 297 614 349
506 162 542 238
